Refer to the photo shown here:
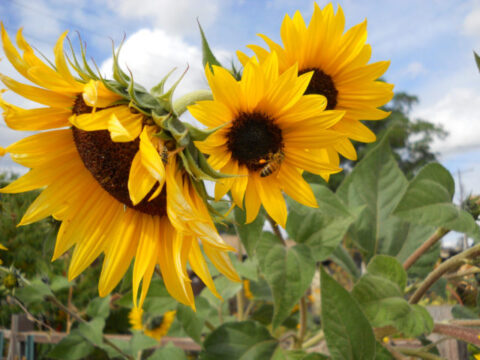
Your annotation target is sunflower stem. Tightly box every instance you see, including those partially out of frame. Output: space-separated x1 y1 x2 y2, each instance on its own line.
403 227 449 271
409 242 480 304
267 215 287 246
294 296 308 349
172 89 212 116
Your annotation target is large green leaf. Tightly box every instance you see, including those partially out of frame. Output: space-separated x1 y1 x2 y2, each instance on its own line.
15 277 53 305
148 342 188 360
176 298 211 344
47 331 94 360
257 234 316 328
352 256 433 337
337 138 409 260
233 206 265 257
393 163 480 238
286 185 356 261
86 296 111 319
321 269 376 360
201 321 278 360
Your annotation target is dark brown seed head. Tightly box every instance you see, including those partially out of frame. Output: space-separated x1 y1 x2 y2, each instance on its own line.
299 67 338 110
71 96 166 216
227 112 283 171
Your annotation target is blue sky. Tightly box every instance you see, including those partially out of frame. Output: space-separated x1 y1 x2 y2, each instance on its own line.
1 0 479 202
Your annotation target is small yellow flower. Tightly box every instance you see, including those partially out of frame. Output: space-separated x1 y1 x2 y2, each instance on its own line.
129 307 176 341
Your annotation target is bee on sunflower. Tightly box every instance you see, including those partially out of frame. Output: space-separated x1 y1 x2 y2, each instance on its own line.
0 24 240 311
237 2 394 161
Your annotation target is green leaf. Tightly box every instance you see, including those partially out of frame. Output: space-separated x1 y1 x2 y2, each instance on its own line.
475 51 480 72
148 342 188 360
16 278 53 305
86 296 111 319
366 255 406 290
286 185 356 261
47 331 94 360
198 20 222 71
233 256 259 281
176 303 204 343
272 348 329 360
257 241 315 328
337 138 409 260
233 206 265 257
321 268 376 360
130 332 158 355
352 257 433 337
78 318 105 347
393 163 480 238
330 245 361 280
50 275 72 292
201 321 278 360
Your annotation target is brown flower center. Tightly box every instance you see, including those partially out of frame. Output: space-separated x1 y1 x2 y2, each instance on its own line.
227 112 283 171
299 68 338 110
71 96 166 216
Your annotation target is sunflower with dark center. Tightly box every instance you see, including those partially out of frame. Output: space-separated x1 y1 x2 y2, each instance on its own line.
0 26 239 311
237 2 394 161
189 53 346 227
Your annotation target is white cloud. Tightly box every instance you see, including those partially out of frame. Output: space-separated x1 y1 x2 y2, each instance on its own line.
403 61 426 78
463 5 480 36
105 0 221 35
413 87 480 154
100 28 231 98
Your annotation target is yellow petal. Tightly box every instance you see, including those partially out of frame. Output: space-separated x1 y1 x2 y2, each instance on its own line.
278 165 317 208
128 150 158 205
254 174 287 228
139 127 165 182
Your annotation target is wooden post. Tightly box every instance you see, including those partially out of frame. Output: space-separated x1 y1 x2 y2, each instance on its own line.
7 315 19 360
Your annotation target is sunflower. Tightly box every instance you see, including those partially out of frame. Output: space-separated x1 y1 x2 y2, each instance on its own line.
129 307 176 341
0 27 239 310
189 53 346 227
237 3 394 160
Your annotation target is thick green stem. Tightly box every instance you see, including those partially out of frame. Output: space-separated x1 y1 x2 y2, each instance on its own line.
173 90 213 116
302 330 324 349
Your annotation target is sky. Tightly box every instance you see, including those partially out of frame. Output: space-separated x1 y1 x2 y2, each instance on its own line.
0 0 479 214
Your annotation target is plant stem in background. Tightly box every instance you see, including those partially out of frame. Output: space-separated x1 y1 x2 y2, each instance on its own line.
409 243 480 304
433 323 480 347
302 330 324 349
403 227 449 270
294 296 308 349
267 215 287 246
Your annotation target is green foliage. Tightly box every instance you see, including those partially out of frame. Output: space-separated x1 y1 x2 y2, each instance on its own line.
257 233 315 328
233 206 265 257
148 342 188 359
352 256 433 337
321 269 376 360
201 321 278 360
393 163 480 238
286 185 356 262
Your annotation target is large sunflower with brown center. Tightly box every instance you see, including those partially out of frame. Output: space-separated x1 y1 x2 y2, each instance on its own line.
0 26 239 310
237 3 394 160
189 53 346 227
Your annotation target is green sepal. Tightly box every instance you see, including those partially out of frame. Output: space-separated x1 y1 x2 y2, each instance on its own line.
198 19 222 71
173 89 212 116
230 59 242 81
181 149 217 181
161 115 190 147
65 36 93 82
150 68 177 98
184 122 226 142
186 141 235 180
111 37 130 86
475 51 480 73
157 67 189 112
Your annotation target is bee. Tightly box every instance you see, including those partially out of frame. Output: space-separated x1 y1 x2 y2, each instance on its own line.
160 145 184 165
161 146 169 165
260 150 284 177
